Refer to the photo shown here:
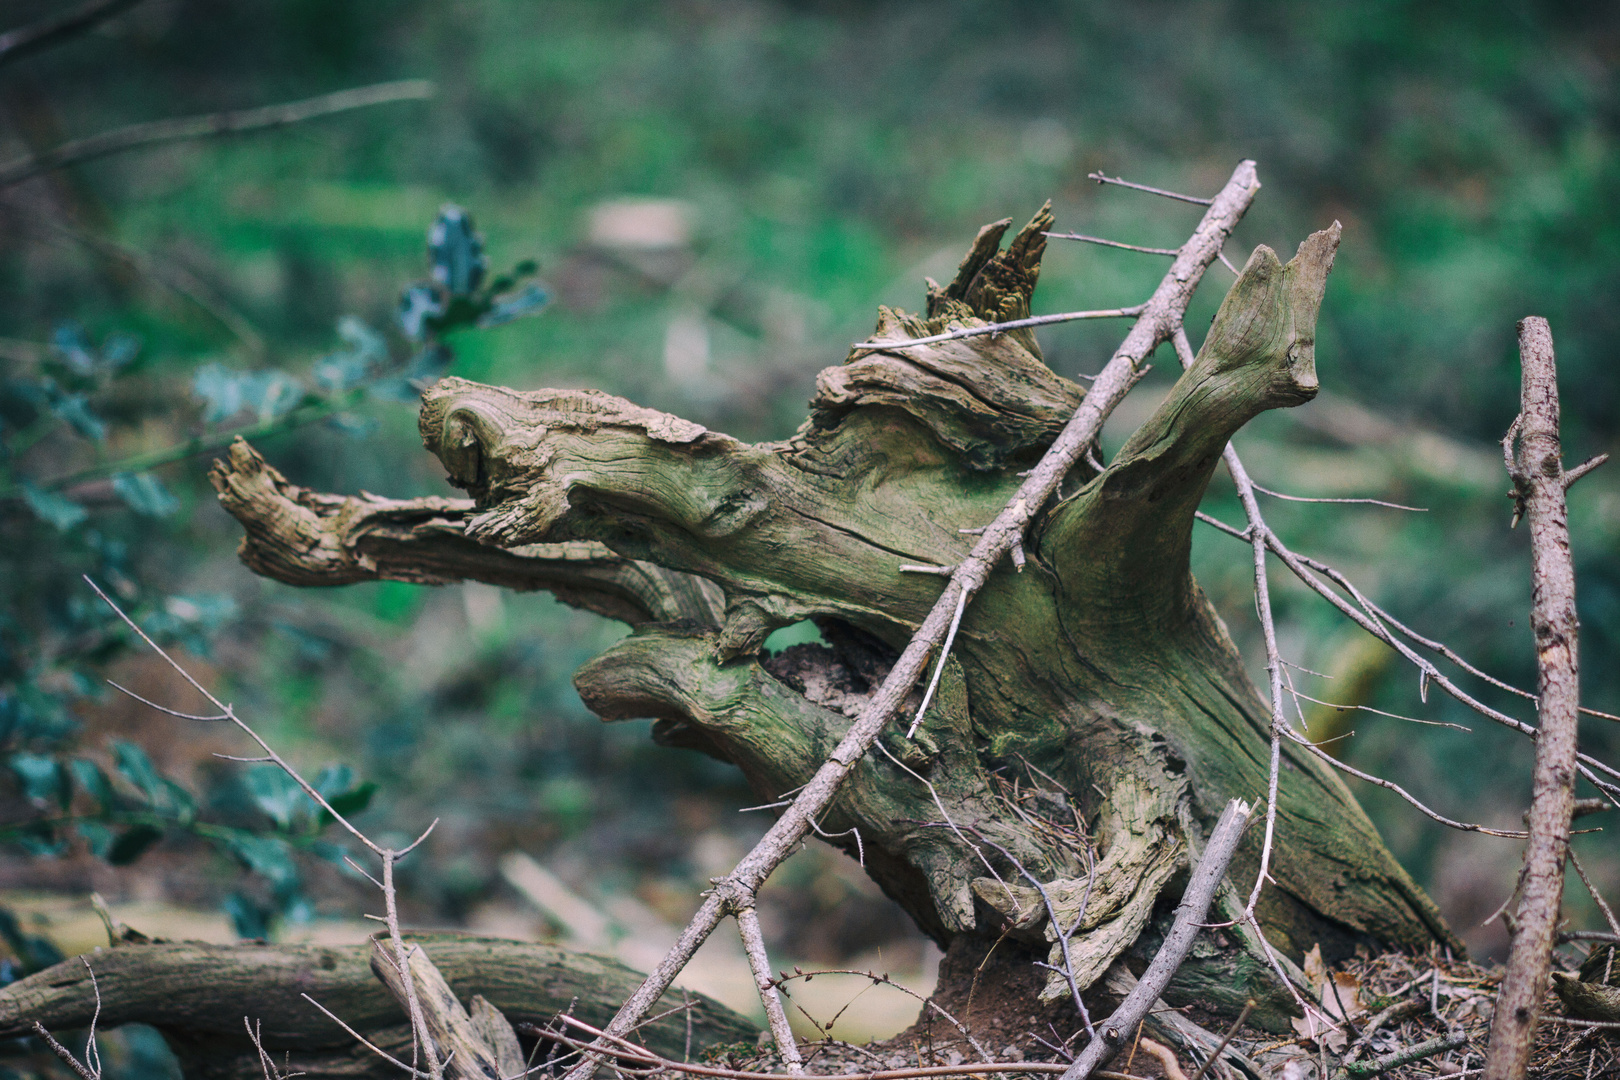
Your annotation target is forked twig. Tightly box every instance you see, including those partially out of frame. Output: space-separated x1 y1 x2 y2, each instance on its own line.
86 576 446 1078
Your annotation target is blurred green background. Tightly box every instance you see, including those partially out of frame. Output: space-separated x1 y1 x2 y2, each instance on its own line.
1 1 1618 1068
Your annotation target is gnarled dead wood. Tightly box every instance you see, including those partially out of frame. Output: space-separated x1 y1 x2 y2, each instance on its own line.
213 178 1459 1040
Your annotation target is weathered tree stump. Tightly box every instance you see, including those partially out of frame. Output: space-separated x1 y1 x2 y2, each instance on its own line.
206 206 1459 1041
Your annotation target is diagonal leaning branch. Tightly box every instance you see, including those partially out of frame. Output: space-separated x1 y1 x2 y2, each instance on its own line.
558 159 1264 1080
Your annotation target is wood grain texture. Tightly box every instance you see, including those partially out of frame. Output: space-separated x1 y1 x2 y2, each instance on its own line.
0 933 756 1079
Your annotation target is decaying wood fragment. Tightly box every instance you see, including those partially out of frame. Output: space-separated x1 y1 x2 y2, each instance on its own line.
0 934 756 1080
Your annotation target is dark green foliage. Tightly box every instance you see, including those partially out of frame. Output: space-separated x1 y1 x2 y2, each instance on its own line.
0 204 546 952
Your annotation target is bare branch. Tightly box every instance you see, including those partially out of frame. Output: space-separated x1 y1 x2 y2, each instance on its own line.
0 0 143 68
29 1021 98 1080
1563 453 1608 491
108 680 228 721
1484 316 1583 1080
300 993 429 1079
1059 798 1251 1080
1043 231 1178 256
1187 1000 1253 1080
1569 849 1620 938
1249 481 1426 512
1087 171 1214 206
87 576 388 857
0 80 434 189
906 589 967 738
734 908 801 1072
851 304 1145 352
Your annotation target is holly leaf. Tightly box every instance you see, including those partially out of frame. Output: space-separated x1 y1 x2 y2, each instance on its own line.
112 472 180 518
19 483 87 532
246 765 310 832
8 753 66 809
428 204 487 296
477 283 551 328
106 824 163 866
70 758 113 809
193 363 244 423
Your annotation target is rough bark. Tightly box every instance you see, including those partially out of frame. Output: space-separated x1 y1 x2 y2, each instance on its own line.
211 206 1459 1033
0 934 757 1079
1483 318 1583 1080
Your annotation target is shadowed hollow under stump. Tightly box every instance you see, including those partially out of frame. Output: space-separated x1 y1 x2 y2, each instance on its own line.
209 206 1461 1039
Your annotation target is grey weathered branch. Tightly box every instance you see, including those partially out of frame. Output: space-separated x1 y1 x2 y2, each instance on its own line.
1484 317 1583 1080
1060 799 1251 1080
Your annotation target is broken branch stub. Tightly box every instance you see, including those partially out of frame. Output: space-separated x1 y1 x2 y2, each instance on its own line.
216 186 1458 1025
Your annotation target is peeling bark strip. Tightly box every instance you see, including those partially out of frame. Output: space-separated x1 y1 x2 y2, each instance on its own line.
214 161 1459 1056
1484 317 1583 1080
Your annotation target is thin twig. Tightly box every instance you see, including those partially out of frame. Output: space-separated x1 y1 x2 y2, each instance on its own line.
29 1022 97 1080
1186 1000 1253 1080
87 577 445 1077
0 80 435 189
108 680 228 721
969 832 1097 1039
1060 799 1252 1080
543 1015 1153 1080
4 202 269 357
1043 232 1178 256
301 993 429 1078
1284 687 1471 731
774 969 991 1064
907 589 967 737
736 906 802 1073
1285 730 1526 837
1340 1033 1468 1077
87 576 389 856
851 306 1145 353
1087 171 1213 206
1569 849 1620 938
0 0 143 68
1249 481 1425 512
